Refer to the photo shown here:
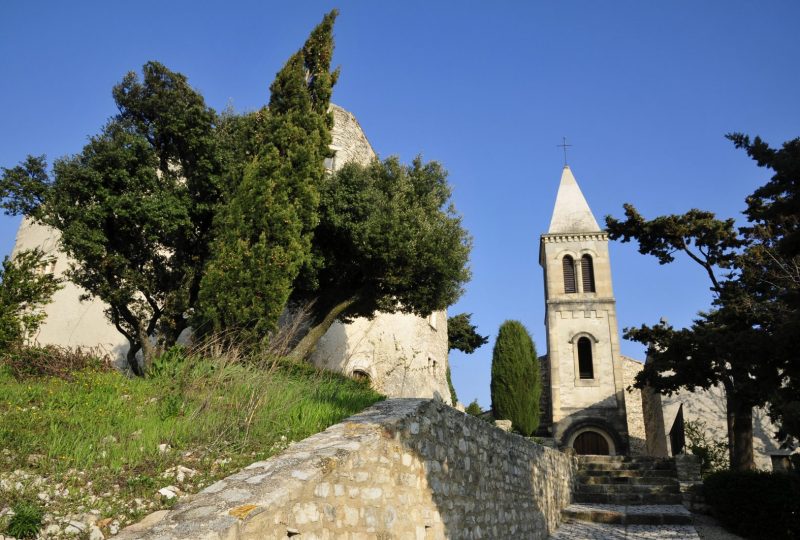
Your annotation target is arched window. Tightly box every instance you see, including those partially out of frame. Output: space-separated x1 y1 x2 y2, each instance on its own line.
563 255 577 294
578 337 593 379
581 254 596 293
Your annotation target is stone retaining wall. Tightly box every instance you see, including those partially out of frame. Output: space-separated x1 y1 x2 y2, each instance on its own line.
117 399 577 539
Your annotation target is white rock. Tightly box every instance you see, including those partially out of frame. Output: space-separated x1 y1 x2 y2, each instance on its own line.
45 523 62 535
175 465 197 482
88 524 105 540
158 443 170 454
157 486 178 499
65 519 88 534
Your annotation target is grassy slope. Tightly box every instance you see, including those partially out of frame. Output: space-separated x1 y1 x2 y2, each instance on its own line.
0 353 383 534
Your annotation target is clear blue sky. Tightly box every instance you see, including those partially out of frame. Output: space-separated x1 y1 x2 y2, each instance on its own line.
2 1 798 407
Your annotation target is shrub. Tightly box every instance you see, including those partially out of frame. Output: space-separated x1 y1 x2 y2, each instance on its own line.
684 419 729 476
704 469 800 540
446 365 458 405
0 249 62 353
490 320 541 436
465 399 482 416
6 501 44 539
0 345 110 380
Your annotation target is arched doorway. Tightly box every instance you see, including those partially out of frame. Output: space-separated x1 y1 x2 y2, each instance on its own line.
351 369 371 383
573 431 610 455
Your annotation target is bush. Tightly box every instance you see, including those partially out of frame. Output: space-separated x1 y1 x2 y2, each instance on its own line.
6 501 44 539
704 469 800 540
465 399 483 416
0 249 62 353
0 345 110 380
684 419 729 476
490 320 541 436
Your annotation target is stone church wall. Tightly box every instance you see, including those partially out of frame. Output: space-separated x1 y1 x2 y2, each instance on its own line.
660 385 786 470
620 356 788 467
620 356 647 456
116 399 577 540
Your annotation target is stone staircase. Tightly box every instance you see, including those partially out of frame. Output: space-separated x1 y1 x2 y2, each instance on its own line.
561 455 693 526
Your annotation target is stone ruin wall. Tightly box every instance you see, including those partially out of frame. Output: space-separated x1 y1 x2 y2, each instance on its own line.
10 104 452 404
116 399 577 540
621 356 788 468
620 356 647 456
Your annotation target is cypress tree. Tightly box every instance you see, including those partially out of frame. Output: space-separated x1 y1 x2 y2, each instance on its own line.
490 320 541 436
197 11 339 341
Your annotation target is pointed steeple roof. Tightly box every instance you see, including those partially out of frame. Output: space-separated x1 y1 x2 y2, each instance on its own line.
547 166 601 234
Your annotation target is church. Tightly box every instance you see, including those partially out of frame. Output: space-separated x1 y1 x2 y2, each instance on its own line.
534 165 790 470
535 164 634 456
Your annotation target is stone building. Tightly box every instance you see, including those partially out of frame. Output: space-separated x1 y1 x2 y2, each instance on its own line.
536 165 631 455
536 165 790 469
10 105 452 405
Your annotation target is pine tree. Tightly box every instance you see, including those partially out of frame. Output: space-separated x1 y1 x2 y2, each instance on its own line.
490 320 541 436
197 11 339 341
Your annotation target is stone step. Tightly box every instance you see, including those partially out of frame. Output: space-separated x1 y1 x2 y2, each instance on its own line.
581 461 677 472
561 503 693 526
578 456 674 464
576 483 680 496
578 475 679 486
579 468 678 478
573 492 684 505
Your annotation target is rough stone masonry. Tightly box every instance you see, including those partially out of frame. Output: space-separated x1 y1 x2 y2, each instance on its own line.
116 399 577 539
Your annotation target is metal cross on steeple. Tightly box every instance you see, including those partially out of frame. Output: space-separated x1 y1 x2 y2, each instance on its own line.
557 136 572 166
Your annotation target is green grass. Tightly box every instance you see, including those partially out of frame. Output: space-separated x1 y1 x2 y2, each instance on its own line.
0 347 383 531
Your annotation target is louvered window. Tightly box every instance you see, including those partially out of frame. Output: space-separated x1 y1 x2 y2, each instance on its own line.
563 255 577 293
581 254 596 293
578 337 594 379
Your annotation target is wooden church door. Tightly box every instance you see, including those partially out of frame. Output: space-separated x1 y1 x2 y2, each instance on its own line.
573 431 609 455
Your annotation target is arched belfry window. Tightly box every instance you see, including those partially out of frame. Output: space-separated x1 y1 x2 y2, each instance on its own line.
578 337 594 379
563 255 577 294
581 255 596 293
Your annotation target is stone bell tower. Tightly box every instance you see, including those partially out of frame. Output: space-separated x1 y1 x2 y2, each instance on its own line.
539 166 629 455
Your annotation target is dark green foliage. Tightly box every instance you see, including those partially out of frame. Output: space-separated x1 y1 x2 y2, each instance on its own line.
6 500 44 539
465 399 482 416
606 134 800 468
704 470 800 540
490 320 541 436
1 62 221 375
0 249 61 353
0 155 49 216
197 11 338 342
447 312 488 353
289 156 472 358
728 134 800 448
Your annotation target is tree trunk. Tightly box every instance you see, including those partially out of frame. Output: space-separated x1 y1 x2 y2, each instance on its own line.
289 296 357 361
137 324 157 375
126 342 144 377
727 393 756 471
